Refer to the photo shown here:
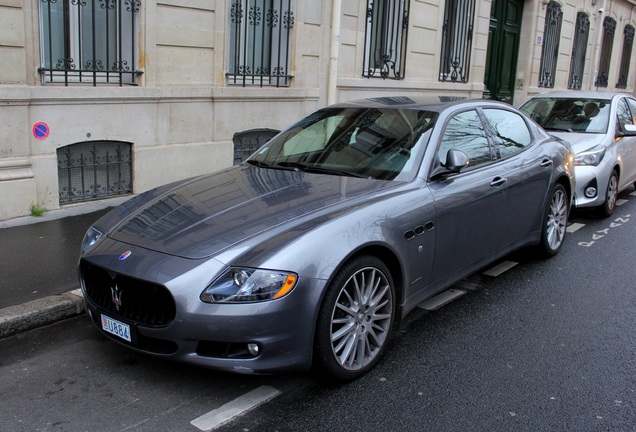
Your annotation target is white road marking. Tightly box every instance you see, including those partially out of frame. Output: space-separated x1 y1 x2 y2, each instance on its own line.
454 280 481 292
567 223 585 233
418 289 466 311
630 191 636 196
616 198 628 207
483 261 518 277
191 386 280 431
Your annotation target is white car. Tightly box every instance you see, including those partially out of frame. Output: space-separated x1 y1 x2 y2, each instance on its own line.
520 91 636 216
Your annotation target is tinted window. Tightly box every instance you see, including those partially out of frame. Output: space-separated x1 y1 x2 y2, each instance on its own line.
482 109 532 158
438 110 492 166
627 98 636 124
616 98 634 132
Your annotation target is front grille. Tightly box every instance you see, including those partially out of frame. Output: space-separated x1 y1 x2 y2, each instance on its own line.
80 260 176 327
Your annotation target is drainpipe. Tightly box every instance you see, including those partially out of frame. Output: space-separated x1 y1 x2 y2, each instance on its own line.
327 0 342 105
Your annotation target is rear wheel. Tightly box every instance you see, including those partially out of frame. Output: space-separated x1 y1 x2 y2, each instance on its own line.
314 255 395 380
539 183 568 256
598 170 618 217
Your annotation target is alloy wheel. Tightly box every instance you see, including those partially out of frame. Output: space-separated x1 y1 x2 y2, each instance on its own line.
329 266 393 372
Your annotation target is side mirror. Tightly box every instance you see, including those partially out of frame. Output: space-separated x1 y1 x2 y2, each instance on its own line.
623 124 636 136
444 149 470 172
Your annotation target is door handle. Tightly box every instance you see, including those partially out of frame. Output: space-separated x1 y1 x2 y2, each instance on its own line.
540 158 553 167
490 177 506 187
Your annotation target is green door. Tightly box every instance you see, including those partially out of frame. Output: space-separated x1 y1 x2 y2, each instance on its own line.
484 0 523 104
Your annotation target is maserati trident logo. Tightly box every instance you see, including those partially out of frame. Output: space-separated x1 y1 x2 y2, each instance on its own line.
111 284 123 311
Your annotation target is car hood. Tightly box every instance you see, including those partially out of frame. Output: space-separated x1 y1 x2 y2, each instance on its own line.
107 166 400 259
548 132 607 154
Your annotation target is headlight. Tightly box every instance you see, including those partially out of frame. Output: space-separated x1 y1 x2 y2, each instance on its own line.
200 267 297 304
575 147 606 166
81 226 103 254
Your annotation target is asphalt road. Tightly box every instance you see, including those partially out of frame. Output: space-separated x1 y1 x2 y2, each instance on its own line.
0 209 111 309
0 192 634 432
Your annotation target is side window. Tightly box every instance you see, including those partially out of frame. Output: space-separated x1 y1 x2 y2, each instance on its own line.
627 98 636 124
616 98 633 132
439 110 492 167
482 109 532 158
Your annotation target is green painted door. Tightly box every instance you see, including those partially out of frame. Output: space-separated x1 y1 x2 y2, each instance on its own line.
484 0 523 104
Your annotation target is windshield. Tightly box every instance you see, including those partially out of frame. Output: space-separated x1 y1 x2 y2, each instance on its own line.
520 98 611 134
247 107 437 181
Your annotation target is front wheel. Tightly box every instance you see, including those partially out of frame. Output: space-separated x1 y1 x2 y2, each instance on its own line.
314 255 395 380
539 183 568 257
598 169 618 218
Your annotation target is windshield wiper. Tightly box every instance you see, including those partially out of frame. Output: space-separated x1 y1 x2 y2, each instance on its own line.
245 159 272 168
276 162 369 178
544 127 573 133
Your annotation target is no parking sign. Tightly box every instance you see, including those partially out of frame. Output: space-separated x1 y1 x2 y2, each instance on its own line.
32 122 50 140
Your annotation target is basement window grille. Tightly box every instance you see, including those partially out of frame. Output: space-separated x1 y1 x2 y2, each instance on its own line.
57 141 133 204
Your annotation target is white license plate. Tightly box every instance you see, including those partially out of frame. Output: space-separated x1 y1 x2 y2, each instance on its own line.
101 315 132 342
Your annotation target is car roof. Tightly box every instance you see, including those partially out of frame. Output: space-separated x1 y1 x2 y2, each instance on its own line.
329 96 514 112
528 90 630 101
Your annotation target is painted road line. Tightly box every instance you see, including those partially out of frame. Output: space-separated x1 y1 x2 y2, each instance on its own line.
191 386 280 431
616 198 628 207
567 223 585 233
631 191 636 196
454 280 482 292
483 261 518 277
418 289 466 311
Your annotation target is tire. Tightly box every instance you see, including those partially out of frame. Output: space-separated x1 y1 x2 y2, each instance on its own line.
598 170 618 218
539 183 568 257
314 255 395 380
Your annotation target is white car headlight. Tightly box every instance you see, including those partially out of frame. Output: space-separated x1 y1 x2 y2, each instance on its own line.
81 226 103 254
200 267 298 303
575 147 606 166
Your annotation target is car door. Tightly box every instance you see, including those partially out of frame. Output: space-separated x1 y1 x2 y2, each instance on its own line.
481 108 554 244
427 109 507 285
621 97 636 185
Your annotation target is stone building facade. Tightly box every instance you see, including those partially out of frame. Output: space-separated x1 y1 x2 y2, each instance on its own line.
1 0 634 219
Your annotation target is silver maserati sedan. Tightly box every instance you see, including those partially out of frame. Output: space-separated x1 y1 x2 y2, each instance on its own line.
80 97 574 380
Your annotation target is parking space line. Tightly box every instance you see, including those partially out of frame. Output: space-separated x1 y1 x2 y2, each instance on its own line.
631 191 636 197
616 198 628 207
483 261 518 277
567 223 585 233
191 386 280 431
418 289 467 311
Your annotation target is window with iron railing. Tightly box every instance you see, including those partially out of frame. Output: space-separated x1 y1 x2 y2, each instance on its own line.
227 0 294 87
616 25 634 89
363 0 409 80
568 12 590 90
39 0 141 86
538 1 562 88
439 0 475 83
57 141 133 204
595 16 616 88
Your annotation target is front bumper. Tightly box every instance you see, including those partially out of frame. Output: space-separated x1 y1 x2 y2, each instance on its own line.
80 246 327 374
572 163 612 208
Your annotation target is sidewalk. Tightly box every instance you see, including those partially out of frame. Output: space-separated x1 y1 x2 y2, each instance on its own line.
0 196 132 338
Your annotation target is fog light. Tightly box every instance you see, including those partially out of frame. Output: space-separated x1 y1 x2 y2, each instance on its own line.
585 187 597 198
247 343 260 356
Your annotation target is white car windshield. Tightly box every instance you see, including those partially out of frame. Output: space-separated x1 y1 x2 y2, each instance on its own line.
247 107 437 181
520 98 611 134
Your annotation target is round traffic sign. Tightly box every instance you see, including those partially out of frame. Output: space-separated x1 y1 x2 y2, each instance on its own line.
32 122 50 140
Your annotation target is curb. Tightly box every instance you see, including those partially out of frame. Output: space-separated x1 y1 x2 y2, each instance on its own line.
0 289 85 339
